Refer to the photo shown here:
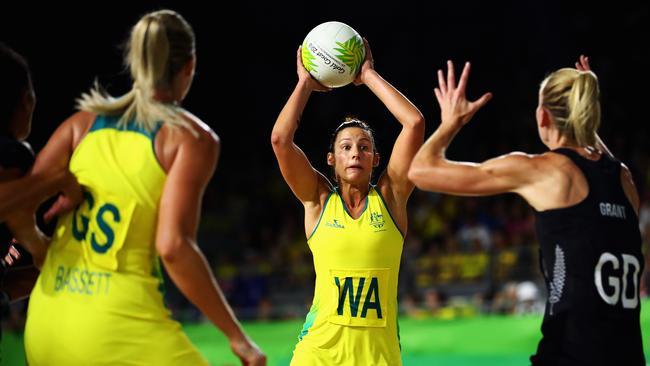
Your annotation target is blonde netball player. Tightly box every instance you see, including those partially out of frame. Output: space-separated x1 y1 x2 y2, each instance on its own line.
409 59 644 365
271 40 424 365
9 10 265 366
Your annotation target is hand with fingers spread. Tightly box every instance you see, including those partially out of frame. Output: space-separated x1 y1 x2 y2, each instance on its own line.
297 47 331 92
410 53 646 366
434 60 492 129
575 54 591 72
353 38 375 86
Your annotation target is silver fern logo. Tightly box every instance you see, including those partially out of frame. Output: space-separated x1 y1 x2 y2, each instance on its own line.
548 245 566 315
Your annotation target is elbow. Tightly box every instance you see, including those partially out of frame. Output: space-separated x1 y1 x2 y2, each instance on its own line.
405 114 425 131
408 158 443 191
407 162 426 189
270 131 289 148
270 132 282 146
271 131 296 156
156 235 187 263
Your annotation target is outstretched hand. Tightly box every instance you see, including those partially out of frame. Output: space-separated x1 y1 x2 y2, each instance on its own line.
296 46 331 92
434 61 492 129
575 55 591 71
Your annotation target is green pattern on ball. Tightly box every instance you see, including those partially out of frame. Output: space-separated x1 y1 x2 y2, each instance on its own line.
301 41 318 73
334 36 364 75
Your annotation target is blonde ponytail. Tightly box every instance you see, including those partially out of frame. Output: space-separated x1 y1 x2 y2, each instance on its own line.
77 10 195 134
540 68 601 147
567 72 601 146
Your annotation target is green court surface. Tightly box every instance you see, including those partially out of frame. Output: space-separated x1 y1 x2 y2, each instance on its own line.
2 299 649 365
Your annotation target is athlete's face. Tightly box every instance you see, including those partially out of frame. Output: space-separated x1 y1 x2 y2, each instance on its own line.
327 127 379 184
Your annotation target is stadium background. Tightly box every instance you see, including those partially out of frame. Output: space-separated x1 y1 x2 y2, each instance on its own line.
1 1 648 364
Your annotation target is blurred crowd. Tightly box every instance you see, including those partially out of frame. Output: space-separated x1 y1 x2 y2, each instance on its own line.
2 142 648 337
161 142 650 324
2 125 650 335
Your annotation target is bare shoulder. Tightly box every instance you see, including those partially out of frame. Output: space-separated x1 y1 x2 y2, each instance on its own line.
533 150 584 184
64 110 96 148
509 151 545 164
178 110 220 147
155 110 220 173
161 110 220 162
536 150 576 171
486 151 538 165
620 162 635 181
484 151 545 176
376 170 397 203
65 110 96 127
504 152 571 204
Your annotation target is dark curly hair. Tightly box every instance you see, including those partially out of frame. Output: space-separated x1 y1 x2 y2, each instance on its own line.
0 43 31 136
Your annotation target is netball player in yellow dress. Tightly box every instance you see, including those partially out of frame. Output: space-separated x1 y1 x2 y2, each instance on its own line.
10 10 265 366
271 40 425 365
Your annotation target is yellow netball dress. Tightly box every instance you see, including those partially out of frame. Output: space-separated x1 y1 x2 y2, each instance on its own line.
291 186 404 366
24 115 208 365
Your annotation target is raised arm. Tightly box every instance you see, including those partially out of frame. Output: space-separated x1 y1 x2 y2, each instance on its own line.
410 147 540 196
271 48 332 233
408 61 541 197
155 124 265 366
357 40 425 214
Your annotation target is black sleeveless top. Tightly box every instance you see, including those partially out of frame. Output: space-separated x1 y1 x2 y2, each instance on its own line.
0 136 35 263
0 136 36 351
0 136 35 251
531 148 645 366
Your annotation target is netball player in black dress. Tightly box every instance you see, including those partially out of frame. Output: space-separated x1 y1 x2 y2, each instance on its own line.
409 57 645 365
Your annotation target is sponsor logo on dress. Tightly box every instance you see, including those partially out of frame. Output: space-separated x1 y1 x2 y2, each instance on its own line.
325 219 345 229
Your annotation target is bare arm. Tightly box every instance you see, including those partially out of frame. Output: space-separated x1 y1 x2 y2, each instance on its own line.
410 136 539 196
409 61 540 197
0 170 78 222
4 113 86 266
271 80 329 204
156 126 265 365
357 40 424 220
271 48 332 234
